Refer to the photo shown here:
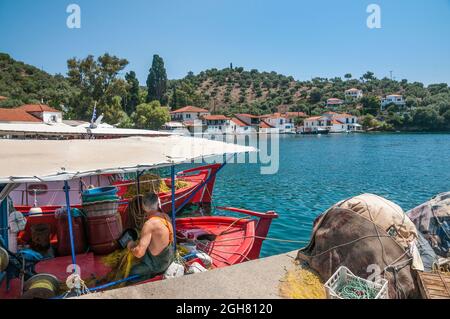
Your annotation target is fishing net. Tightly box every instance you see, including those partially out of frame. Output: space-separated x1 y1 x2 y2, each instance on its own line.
101 249 137 285
297 194 422 299
279 262 326 299
122 174 188 199
57 249 138 293
335 278 379 299
407 192 450 258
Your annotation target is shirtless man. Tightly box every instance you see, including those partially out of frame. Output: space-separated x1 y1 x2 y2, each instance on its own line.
128 192 174 280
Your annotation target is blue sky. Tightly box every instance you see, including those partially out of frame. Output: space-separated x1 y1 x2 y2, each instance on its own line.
0 0 449 85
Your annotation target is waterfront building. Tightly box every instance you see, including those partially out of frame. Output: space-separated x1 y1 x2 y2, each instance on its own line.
258 119 278 134
202 114 233 134
284 112 307 132
259 113 295 133
170 105 210 122
302 111 362 133
235 114 261 130
230 117 252 134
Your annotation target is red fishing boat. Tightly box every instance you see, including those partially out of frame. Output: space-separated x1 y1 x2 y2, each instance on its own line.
0 136 277 299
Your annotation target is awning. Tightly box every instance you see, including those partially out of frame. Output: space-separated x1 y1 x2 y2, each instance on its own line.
0 136 256 183
0 122 165 137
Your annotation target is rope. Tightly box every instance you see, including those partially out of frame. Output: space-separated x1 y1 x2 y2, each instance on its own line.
307 234 393 258
217 216 252 236
209 235 310 245
126 195 146 230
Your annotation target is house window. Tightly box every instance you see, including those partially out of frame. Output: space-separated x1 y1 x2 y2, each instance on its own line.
186 114 191 119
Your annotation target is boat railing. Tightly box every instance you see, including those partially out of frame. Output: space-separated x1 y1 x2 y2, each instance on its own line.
215 206 278 219
176 163 221 177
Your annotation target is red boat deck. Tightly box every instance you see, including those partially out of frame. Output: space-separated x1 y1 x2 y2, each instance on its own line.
177 216 257 268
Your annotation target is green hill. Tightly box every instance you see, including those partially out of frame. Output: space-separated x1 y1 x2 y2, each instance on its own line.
0 53 77 109
169 67 448 113
168 67 450 130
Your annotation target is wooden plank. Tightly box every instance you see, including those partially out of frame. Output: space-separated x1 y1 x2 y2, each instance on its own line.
417 271 450 299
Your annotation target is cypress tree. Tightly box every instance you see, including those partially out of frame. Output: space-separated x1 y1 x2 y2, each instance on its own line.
146 54 167 104
125 71 139 114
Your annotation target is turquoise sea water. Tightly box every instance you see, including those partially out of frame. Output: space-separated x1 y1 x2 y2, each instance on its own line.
208 133 450 257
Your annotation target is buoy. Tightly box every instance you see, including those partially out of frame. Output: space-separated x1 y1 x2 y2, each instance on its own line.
29 207 43 216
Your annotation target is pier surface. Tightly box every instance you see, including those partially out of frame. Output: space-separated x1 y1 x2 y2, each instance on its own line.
80 250 297 299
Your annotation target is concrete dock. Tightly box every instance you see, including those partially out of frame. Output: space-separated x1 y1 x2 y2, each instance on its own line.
80 250 298 299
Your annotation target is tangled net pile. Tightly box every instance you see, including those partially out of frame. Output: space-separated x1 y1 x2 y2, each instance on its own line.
123 174 189 199
335 279 380 299
279 263 326 299
101 249 137 286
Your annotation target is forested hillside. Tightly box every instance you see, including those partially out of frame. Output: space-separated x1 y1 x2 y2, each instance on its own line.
0 53 77 109
168 67 450 130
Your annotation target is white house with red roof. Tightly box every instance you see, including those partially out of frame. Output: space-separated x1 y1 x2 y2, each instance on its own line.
259 113 289 133
0 104 62 123
258 119 278 134
230 117 252 134
302 111 361 133
170 105 210 122
202 114 232 134
18 104 63 123
234 113 261 129
201 114 254 134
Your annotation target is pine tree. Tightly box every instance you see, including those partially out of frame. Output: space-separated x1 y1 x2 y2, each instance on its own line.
146 54 167 104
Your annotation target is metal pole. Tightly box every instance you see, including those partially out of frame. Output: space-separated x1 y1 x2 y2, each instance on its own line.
136 171 142 195
170 165 177 250
63 181 77 271
0 185 8 249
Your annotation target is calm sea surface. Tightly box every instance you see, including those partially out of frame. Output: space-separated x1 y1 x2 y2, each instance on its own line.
202 133 450 257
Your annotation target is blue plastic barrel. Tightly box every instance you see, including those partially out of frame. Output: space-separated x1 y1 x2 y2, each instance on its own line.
82 186 118 200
